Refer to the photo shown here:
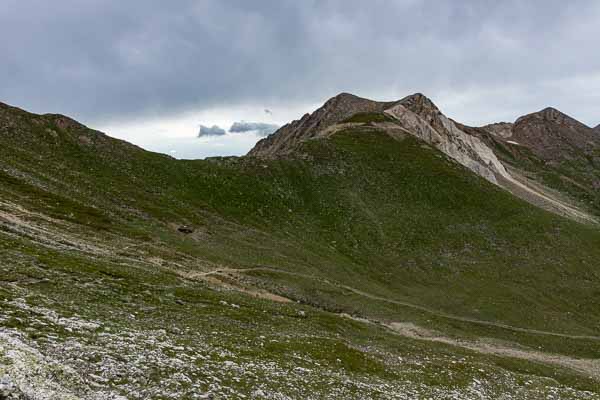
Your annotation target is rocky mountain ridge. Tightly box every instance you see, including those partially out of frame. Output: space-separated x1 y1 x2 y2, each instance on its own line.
251 93 510 183
508 107 599 162
251 94 598 166
480 122 514 139
249 93 599 223
249 93 398 156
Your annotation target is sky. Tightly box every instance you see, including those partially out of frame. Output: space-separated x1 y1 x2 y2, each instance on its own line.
1 0 599 159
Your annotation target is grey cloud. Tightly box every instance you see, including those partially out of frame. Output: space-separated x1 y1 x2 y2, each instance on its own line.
230 121 279 137
1 1 599 127
198 125 226 137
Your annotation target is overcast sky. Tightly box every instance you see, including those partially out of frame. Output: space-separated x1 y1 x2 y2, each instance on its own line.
2 0 599 158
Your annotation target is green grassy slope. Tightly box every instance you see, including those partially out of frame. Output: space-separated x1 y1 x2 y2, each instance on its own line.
1 105 600 397
2 106 600 340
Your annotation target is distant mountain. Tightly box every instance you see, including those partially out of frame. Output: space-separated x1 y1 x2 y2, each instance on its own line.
510 107 599 162
476 107 600 215
480 107 599 163
594 123 600 133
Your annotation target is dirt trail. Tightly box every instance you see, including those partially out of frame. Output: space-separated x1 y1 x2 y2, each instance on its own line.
341 315 600 380
195 266 600 379
199 266 600 341
182 268 292 303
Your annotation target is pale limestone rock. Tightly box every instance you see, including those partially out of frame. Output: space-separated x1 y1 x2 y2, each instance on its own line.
384 102 510 184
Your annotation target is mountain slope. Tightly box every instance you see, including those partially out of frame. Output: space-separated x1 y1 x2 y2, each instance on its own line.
253 94 596 223
2 99 600 397
252 93 507 184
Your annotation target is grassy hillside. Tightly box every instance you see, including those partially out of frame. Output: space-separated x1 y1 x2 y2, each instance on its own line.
1 105 600 397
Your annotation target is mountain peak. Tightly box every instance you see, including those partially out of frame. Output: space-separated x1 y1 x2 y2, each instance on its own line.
249 93 395 157
511 106 598 161
515 106 582 126
540 106 560 113
539 107 572 121
319 92 387 112
327 92 362 101
394 93 445 129
400 92 435 104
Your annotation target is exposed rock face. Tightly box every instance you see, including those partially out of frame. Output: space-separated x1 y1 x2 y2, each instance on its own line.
385 94 509 184
248 93 396 157
481 122 514 139
510 107 599 162
594 124 600 134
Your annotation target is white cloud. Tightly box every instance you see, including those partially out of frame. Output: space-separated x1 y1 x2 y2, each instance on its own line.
96 101 317 159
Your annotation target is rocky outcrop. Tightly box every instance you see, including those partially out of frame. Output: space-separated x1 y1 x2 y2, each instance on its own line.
384 94 509 184
248 93 397 157
594 124 600 134
481 122 514 139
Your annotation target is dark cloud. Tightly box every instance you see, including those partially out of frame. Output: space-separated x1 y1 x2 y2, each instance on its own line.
230 121 279 136
1 1 599 127
198 125 226 137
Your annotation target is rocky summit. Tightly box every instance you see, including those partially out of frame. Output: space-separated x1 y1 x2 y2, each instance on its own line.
249 93 398 156
509 107 600 162
1 94 600 399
